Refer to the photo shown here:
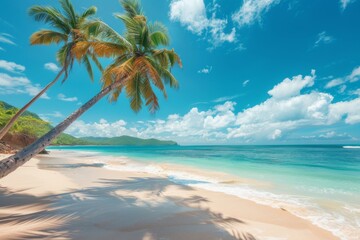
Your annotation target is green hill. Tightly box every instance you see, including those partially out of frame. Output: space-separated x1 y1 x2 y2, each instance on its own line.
81 136 177 146
0 101 86 145
0 101 177 147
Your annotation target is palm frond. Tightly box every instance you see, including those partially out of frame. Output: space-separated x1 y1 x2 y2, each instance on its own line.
109 86 123 102
28 6 70 33
125 73 143 112
102 57 133 88
120 0 143 17
141 78 159 113
90 53 103 72
71 41 90 60
161 69 179 89
133 57 165 93
82 55 94 81
30 30 68 45
115 14 142 42
81 6 97 19
91 41 130 58
84 20 132 49
149 22 169 47
59 0 77 27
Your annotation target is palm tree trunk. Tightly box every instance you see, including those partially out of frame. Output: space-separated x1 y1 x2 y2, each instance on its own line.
0 67 66 140
0 81 121 179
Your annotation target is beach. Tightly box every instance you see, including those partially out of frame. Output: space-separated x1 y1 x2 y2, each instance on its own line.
0 150 340 240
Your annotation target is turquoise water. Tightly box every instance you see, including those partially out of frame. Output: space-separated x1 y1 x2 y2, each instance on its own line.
48 145 360 240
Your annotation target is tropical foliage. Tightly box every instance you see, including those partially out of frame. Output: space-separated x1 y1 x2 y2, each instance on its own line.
0 101 85 145
29 0 103 80
74 0 182 112
0 0 182 179
0 0 104 141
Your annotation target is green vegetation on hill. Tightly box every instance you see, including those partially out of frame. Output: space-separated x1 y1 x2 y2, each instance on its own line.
0 101 177 146
80 136 177 146
0 101 88 145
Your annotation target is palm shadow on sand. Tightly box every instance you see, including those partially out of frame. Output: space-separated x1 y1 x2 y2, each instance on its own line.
0 165 257 240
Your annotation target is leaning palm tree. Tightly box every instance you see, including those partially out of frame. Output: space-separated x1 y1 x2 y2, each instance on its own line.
0 0 182 179
0 0 102 140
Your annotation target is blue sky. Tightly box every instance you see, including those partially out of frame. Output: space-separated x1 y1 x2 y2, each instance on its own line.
0 0 360 145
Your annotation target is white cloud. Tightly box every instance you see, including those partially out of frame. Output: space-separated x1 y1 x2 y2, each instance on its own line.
39 111 64 122
65 71 360 144
338 85 347 94
268 70 315 99
66 119 138 138
350 88 360 96
302 131 356 141
0 73 49 99
314 31 335 48
270 129 282 140
243 80 250 87
340 0 356 10
58 93 78 102
169 0 236 47
228 92 334 140
348 66 360 82
325 78 345 88
325 66 360 89
0 59 25 73
328 98 360 124
198 65 212 74
44 62 61 73
213 94 241 103
232 0 280 27
227 71 360 141
314 31 335 47
0 33 15 45
169 0 208 33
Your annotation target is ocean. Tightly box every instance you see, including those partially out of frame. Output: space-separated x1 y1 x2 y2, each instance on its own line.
47 145 360 240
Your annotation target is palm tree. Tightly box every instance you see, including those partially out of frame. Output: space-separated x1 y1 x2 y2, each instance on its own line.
0 0 182 179
0 0 102 140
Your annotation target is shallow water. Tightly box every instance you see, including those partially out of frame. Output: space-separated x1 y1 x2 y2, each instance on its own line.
48 145 360 240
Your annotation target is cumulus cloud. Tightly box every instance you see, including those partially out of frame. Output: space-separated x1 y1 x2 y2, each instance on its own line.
314 31 335 48
169 0 236 47
65 71 360 144
44 62 61 73
198 66 212 74
0 59 25 73
328 98 360 124
0 73 49 99
232 0 280 27
268 70 315 99
66 119 138 138
58 93 78 102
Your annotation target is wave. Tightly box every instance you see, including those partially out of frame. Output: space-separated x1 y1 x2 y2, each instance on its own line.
343 146 360 149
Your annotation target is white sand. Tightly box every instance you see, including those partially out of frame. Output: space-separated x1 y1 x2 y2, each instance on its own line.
0 151 339 240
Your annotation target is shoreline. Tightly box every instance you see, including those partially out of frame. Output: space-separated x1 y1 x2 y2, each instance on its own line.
0 151 340 239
